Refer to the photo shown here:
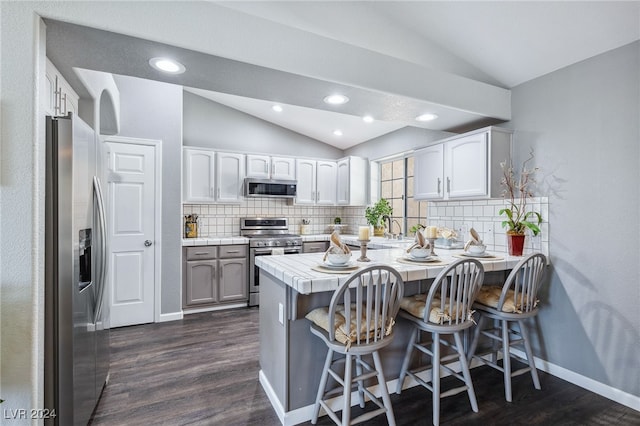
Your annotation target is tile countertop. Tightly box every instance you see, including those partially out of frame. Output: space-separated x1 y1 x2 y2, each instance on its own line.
255 248 523 295
182 234 414 247
182 236 249 246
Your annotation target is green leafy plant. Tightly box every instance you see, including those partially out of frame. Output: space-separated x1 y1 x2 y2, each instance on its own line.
409 224 425 234
365 198 393 227
499 151 542 236
334 217 342 224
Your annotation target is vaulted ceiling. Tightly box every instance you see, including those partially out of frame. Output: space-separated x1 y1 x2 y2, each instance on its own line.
45 1 639 149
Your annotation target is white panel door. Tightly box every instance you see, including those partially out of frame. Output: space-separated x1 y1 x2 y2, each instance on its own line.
106 141 156 327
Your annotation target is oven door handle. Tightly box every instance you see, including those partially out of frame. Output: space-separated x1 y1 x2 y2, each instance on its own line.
253 248 301 255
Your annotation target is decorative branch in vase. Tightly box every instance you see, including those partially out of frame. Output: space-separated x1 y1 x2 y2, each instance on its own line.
499 150 542 255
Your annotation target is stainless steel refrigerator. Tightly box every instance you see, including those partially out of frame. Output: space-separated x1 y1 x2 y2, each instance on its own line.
45 114 109 425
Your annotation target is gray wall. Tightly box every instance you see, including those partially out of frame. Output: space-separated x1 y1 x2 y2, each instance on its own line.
113 75 183 315
506 41 639 396
183 91 344 159
345 126 453 160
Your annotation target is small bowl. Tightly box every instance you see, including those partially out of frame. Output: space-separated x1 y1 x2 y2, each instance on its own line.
466 244 487 255
410 248 430 259
327 252 351 266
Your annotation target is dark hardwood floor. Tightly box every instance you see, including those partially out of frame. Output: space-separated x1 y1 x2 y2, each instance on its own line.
91 308 639 426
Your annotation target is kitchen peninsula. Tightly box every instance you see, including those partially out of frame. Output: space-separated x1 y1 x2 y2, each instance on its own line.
255 247 524 425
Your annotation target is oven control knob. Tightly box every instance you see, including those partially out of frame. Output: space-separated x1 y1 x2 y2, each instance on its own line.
275 240 281 246
257 241 265 247
286 241 293 246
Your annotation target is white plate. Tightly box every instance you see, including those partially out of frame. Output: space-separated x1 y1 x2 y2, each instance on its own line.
461 252 493 258
404 255 439 262
323 261 356 269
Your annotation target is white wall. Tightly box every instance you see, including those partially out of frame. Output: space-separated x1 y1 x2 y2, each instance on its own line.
506 41 640 397
345 126 453 160
183 91 344 159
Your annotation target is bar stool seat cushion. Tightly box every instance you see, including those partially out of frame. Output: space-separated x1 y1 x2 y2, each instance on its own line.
400 294 471 324
475 286 538 313
306 304 394 346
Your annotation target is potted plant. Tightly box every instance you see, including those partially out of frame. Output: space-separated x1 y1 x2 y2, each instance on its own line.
499 151 542 256
365 198 393 236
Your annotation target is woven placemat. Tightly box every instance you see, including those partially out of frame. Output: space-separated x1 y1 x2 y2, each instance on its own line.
311 264 361 274
395 257 449 266
453 254 504 261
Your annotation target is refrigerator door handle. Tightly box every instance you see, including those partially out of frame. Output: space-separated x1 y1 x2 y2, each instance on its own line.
93 176 108 324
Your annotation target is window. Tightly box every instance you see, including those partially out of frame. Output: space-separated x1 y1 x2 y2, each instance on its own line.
379 156 427 236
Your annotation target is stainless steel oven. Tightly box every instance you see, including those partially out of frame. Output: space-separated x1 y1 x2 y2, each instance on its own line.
241 218 302 306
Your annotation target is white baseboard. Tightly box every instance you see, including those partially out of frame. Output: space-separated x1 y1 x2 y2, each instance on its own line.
158 311 183 322
183 303 248 315
510 348 640 411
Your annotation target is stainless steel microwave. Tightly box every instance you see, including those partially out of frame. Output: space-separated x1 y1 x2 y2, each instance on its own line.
244 178 297 198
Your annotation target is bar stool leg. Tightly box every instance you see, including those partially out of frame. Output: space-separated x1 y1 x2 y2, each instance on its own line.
373 350 396 426
396 327 418 394
312 348 333 424
355 355 365 408
343 353 353 426
454 331 478 412
501 320 512 402
432 332 441 426
518 320 541 390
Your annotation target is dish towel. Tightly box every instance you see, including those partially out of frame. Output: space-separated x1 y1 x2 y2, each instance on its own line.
271 248 285 255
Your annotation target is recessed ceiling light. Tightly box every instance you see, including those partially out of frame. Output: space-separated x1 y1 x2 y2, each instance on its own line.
362 115 374 123
333 129 343 136
149 57 186 74
416 113 438 122
324 94 349 105
272 104 283 112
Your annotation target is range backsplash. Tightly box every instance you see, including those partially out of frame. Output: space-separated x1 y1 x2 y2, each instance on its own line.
183 196 549 256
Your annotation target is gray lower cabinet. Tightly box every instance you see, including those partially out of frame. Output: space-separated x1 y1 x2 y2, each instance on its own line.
183 245 248 308
302 241 328 253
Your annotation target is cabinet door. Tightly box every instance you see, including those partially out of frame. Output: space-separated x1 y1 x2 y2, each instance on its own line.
185 260 218 305
316 161 337 205
336 159 350 205
302 241 329 253
295 159 316 204
183 148 215 202
216 152 245 202
219 258 248 302
246 154 270 178
414 144 444 200
271 157 296 180
446 132 488 199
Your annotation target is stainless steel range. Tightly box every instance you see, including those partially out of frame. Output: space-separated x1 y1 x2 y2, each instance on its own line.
241 218 302 306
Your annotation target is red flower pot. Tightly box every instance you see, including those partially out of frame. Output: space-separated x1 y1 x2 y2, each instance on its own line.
507 233 526 256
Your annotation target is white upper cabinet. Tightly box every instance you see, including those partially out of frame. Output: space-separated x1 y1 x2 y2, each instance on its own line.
414 127 512 201
295 159 337 205
183 148 216 203
316 161 337 205
216 152 245 203
337 156 368 206
246 154 295 180
45 58 79 117
295 159 317 204
414 144 444 199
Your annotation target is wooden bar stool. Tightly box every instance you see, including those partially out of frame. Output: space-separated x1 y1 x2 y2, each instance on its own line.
467 252 547 402
305 265 404 425
396 258 484 426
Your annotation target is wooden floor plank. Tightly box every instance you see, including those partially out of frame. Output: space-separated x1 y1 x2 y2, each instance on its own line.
90 308 639 425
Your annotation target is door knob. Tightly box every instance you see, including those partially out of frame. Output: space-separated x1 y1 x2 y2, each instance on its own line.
144 240 152 247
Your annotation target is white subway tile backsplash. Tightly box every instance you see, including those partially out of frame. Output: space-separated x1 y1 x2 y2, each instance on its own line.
183 196 549 256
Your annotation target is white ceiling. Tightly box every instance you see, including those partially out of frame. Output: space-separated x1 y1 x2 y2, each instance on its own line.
46 1 640 150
